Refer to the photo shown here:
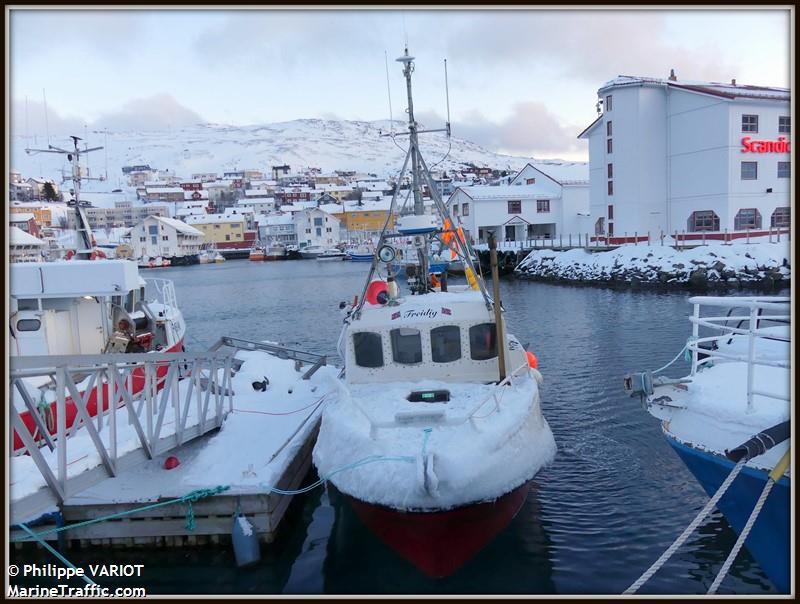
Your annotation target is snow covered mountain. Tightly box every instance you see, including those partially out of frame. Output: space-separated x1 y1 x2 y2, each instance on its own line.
10 119 587 186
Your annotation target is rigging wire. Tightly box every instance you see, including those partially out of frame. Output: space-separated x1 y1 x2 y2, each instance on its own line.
384 50 394 132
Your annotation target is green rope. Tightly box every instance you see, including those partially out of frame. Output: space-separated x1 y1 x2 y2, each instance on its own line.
11 485 229 542
18 522 96 586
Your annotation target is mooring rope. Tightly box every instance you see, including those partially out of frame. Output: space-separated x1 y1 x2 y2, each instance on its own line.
707 448 790 594
623 458 746 594
17 522 96 586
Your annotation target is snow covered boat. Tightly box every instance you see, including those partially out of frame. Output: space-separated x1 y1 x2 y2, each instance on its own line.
312 48 556 578
11 136 187 453
627 296 790 592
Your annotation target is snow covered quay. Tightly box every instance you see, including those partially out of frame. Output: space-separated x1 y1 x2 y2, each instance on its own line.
514 240 790 290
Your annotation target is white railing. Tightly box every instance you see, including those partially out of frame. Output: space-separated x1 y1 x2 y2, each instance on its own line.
145 278 178 310
687 296 790 412
9 351 233 523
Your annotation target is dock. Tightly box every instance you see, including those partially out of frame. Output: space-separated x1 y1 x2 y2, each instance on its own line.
9 338 333 550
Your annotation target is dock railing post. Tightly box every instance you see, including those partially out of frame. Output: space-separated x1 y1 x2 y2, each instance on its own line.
777 227 781 243
109 363 117 463
634 231 638 246
746 229 750 244
569 233 572 247
746 305 757 412
647 231 650 246
56 366 67 496
691 302 700 376
660 230 664 246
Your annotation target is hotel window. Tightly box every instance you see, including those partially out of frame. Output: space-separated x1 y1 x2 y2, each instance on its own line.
526 178 536 184
741 114 758 133
507 200 522 214
607 181 614 196
741 161 758 180
607 163 613 178
462 203 469 216
688 210 720 232
771 207 790 228
595 217 605 235
608 222 614 236
606 121 612 136
778 162 790 178
778 116 790 133
607 205 614 220
605 95 612 111
607 138 613 154
452 204 459 215
537 199 550 213
734 208 762 230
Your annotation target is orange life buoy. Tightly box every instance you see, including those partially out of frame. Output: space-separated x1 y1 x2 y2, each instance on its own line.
64 249 76 260
526 351 538 369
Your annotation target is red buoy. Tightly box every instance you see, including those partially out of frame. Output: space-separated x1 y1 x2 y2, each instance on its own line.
163 456 181 470
365 280 389 305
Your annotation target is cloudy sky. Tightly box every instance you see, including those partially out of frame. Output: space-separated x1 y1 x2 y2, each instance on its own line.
9 8 791 161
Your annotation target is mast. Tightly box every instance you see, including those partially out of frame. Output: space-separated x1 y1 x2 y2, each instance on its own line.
398 47 424 217
25 135 104 259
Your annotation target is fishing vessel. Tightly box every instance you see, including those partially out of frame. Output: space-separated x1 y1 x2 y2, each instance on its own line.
198 246 223 264
11 137 187 453
265 241 288 261
312 48 556 578
346 243 375 262
137 255 171 269
625 296 790 593
249 244 267 261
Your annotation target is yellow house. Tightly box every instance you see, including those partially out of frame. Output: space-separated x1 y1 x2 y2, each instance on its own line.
339 208 396 232
10 205 52 227
183 214 254 249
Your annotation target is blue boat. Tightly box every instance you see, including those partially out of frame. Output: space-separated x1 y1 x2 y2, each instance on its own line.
668 438 789 592
629 295 790 593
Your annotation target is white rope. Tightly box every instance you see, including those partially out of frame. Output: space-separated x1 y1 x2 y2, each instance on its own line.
707 477 774 594
623 458 747 594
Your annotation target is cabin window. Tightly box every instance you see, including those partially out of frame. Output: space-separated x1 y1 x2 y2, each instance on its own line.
391 328 422 364
469 323 497 361
431 326 461 363
16 319 41 332
353 332 384 368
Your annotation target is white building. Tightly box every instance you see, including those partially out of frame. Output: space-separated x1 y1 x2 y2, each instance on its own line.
293 208 341 249
129 215 204 261
238 192 276 214
9 226 45 263
447 164 590 244
579 73 791 241
256 213 297 245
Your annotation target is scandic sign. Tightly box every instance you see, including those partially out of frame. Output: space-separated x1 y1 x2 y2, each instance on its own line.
741 136 791 153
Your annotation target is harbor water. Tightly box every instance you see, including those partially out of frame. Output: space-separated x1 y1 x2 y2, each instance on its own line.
13 259 785 595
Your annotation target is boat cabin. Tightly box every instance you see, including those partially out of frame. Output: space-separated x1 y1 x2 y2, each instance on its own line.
9 260 181 357
345 288 525 384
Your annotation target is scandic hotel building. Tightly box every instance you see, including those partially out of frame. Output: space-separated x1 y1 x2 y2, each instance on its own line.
579 74 790 241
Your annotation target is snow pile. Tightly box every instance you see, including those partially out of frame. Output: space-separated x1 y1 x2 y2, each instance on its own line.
313 373 556 512
516 241 790 288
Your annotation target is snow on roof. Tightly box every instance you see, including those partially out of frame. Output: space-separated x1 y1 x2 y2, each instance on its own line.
256 213 294 226
145 186 184 194
185 213 247 225
9 213 35 222
244 189 275 198
9 226 44 247
600 75 790 101
151 215 204 236
183 190 209 200
452 184 556 200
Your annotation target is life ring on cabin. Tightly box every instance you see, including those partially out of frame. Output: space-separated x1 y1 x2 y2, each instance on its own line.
89 249 107 260
64 249 76 260
526 350 538 369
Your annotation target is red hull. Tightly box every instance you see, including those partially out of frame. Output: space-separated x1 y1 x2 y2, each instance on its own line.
13 339 185 452
347 481 532 578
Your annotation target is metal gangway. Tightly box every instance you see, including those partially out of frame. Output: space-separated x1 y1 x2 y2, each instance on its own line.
9 350 234 525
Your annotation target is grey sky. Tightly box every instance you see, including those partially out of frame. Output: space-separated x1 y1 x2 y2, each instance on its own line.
9 8 791 161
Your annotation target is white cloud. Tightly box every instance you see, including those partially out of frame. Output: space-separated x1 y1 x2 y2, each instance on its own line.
92 94 205 132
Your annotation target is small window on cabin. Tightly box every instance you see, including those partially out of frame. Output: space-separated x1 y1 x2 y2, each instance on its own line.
391 328 422 364
17 319 41 332
431 326 461 363
353 332 384 368
469 323 497 361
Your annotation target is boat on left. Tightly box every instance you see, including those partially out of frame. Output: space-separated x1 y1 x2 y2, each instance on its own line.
10 136 187 452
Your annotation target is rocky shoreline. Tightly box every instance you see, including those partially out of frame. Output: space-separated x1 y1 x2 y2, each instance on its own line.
513 243 791 291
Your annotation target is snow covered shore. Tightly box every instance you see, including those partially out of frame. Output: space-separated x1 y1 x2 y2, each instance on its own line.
514 240 790 290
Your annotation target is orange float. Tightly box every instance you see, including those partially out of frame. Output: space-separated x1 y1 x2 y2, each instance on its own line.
526 351 538 369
